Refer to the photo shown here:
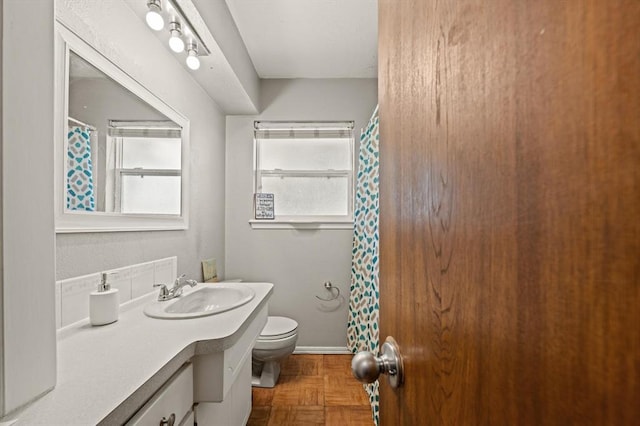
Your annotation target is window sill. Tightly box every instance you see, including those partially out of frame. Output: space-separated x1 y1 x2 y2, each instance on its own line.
249 220 354 230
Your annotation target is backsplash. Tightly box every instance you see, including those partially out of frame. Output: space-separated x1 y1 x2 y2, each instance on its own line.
55 257 177 328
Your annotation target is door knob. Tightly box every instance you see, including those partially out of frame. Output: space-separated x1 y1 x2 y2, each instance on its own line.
351 336 404 388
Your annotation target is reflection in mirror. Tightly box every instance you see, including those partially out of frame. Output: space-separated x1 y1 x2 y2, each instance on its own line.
66 51 182 216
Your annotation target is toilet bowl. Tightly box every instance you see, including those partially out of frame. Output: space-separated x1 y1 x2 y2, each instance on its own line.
252 316 298 388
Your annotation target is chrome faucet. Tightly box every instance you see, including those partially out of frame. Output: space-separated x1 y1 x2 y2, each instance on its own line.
154 274 198 301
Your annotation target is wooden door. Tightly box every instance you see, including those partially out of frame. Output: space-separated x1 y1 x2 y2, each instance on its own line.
378 0 639 424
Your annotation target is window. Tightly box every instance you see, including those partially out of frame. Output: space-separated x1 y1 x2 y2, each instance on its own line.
107 121 182 215
253 121 355 228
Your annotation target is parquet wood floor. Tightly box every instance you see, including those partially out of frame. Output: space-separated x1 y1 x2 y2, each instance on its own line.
247 354 373 426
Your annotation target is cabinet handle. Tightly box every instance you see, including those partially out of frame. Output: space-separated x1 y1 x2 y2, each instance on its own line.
159 413 175 426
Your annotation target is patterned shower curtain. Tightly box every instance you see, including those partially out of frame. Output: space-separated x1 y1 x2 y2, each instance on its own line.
347 106 380 424
66 126 96 211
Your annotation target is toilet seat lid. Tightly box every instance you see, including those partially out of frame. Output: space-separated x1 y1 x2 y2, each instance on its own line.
260 316 298 339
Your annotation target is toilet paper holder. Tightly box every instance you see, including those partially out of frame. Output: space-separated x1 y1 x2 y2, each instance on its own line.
315 281 341 301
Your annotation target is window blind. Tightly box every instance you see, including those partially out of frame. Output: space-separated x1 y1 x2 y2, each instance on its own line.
108 120 181 138
254 121 354 139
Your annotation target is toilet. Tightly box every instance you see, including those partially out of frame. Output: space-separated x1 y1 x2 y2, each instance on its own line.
252 316 298 388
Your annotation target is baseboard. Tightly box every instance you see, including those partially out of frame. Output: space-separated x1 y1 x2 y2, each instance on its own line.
293 346 352 355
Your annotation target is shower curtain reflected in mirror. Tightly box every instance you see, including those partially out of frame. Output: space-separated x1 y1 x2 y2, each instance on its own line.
66 125 96 211
348 105 380 425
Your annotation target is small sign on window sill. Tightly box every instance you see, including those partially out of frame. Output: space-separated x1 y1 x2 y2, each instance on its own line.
254 193 275 220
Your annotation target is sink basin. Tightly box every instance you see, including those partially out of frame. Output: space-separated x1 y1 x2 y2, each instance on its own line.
143 284 255 319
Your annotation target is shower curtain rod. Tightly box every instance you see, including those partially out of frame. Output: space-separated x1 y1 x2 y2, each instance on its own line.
68 116 96 131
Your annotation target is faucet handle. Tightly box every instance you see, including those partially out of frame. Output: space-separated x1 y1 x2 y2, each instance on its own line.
174 274 186 285
153 283 170 301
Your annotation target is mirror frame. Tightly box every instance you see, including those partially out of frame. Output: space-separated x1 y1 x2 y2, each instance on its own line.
54 22 190 233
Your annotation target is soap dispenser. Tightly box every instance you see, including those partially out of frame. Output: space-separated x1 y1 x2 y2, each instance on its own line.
89 272 119 326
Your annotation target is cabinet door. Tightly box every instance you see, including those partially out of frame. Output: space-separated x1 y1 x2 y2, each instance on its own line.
126 363 193 426
195 355 253 425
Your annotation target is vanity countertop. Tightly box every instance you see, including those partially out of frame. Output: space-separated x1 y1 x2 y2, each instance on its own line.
2 282 273 425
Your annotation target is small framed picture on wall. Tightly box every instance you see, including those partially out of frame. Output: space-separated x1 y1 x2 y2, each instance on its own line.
254 193 275 220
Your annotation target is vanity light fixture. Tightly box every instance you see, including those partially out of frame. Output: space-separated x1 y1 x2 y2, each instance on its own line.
140 0 209 72
168 21 185 53
145 0 165 31
186 42 201 70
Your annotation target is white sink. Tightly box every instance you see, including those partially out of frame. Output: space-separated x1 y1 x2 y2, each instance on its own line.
143 284 255 319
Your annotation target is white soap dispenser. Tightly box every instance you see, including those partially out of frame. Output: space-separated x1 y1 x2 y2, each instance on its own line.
89 272 119 326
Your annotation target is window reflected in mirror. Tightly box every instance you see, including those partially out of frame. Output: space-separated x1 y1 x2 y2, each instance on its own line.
66 51 183 216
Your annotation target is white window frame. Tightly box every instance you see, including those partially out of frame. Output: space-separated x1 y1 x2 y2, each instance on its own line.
108 132 182 214
251 121 355 229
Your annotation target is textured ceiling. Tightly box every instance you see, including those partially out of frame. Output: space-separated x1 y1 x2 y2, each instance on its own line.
224 0 378 79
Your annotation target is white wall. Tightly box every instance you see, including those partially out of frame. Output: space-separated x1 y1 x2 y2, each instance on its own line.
55 0 226 282
2 0 57 415
225 79 377 348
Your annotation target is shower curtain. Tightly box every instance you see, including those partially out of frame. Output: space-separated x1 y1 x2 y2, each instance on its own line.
347 105 380 424
66 126 96 211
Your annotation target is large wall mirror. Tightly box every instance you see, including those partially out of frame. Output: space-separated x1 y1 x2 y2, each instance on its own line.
55 23 189 232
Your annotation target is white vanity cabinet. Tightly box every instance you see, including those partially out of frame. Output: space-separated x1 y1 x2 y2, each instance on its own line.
193 305 268 425
127 304 267 426
126 363 193 426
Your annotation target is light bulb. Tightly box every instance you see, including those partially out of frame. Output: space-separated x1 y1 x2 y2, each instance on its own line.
169 31 185 53
186 51 200 70
186 43 201 70
145 4 164 31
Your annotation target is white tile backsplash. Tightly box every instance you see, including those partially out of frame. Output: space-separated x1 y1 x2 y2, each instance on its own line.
154 257 177 287
104 268 132 303
131 262 155 299
56 256 177 329
60 273 101 327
